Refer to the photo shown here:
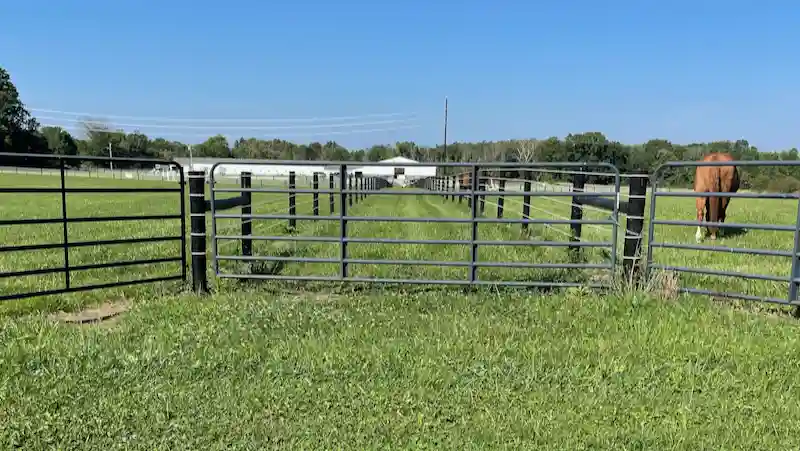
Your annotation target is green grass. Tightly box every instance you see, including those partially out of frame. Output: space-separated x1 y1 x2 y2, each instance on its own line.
3 290 800 449
3 171 800 448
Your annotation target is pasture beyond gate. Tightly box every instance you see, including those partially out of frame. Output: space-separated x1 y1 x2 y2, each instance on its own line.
2 155 800 309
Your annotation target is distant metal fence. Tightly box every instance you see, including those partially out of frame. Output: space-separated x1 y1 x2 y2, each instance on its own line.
0 153 186 301
646 160 800 307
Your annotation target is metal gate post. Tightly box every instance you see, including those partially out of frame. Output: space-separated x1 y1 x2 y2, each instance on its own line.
497 177 505 219
312 172 320 216
569 171 586 256
240 172 252 257
522 170 531 231
469 164 479 284
789 197 800 315
339 164 349 279
59 159 71 289
189 170 208 294
329 175 335 214
622 173 648 283
288 171 296 230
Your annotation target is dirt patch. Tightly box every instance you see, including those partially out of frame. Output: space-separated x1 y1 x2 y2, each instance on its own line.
50 299 131 327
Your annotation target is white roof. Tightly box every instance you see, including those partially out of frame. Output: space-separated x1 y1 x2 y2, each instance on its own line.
380 156 420 164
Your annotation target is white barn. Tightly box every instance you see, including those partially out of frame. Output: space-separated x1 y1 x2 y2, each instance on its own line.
172 156 437 186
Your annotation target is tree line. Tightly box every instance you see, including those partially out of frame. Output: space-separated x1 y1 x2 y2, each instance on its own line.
2 66 799 191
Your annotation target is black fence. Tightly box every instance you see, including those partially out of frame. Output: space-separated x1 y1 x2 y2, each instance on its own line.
0 153 186 301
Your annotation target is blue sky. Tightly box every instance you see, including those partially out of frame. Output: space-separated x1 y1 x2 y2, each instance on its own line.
2 0 798 150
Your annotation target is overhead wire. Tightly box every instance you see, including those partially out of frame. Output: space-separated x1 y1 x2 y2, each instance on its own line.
28 107 416 123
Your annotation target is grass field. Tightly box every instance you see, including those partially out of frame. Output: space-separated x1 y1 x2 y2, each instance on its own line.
2 171 800 448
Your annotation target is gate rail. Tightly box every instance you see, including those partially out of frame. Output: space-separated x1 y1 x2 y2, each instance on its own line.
0 153 187 301
646 160 800 306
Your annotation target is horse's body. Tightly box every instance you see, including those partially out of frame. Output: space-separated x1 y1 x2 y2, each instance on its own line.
694 152 740 241
459 172 472 190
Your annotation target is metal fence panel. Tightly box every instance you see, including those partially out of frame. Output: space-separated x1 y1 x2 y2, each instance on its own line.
646 160 800 306
209 161 621 288
0 153 187 301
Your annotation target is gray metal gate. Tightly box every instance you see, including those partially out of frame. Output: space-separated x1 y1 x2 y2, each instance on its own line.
646 160 800 305
208 161 621 289
0 153 187 301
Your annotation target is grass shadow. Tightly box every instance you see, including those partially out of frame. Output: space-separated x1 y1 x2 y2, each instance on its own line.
720 225 749 239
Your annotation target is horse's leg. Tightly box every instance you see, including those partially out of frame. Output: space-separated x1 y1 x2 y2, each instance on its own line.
719 196 730 237
695 196 706 242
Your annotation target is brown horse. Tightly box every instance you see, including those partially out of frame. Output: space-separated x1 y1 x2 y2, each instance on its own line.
459 172 472 190
694 152 740 242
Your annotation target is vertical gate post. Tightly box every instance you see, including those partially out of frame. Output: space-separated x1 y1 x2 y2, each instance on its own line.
312 172 320 216
790 197 800 316
478 175 486 216
622 173 648 282
569 170 586 256
522 170 532 231
189 170 208 294
241 172 252 257
329 174 335 214
458 173 464 204
339 164 349 279
469 165 480 284
497 177 505 219
288 171 296 230
355 172 363 202
348 174 353 207
59 159 71 289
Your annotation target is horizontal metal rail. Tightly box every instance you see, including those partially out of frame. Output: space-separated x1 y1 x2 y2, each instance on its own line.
213 213 615 225
210 160 621 170
649 242 796 258
650 264 792 283
0 235 182 254
211 187 619 197
0 187 181 193
652 219 793 232
213 235 613 247
217 272 607 289
0 275 184 302
655 191 799 200
0 256 182 279
0 214 182 227
217 254 612 270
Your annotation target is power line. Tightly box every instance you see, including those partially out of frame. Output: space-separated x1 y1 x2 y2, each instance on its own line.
41 122 421 139
28 107 416 123
34 115 417 131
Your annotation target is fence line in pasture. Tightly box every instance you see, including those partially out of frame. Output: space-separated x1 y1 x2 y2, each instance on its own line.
5 156 800 312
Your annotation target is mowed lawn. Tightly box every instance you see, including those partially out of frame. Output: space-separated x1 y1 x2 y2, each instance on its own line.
3 172 800 448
